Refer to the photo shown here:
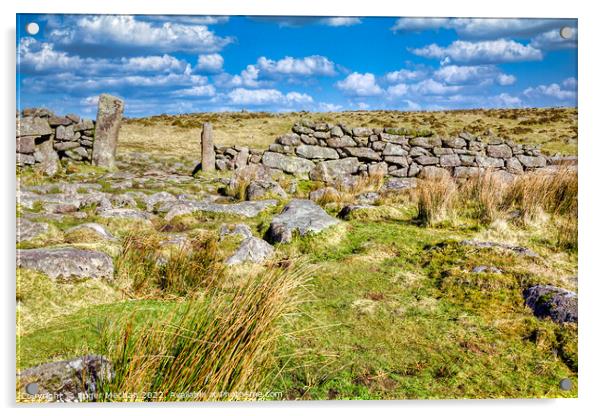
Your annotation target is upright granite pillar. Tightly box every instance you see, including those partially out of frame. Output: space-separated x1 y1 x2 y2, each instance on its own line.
92 94 124 169
201 122 215 172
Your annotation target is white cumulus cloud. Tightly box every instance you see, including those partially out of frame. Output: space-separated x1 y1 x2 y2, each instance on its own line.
387 83 409 97
323 17 362 27
523 80 577 101
384 69 426 84
336 72 383 96
530 27 578 50
196 53 224 72
392 18 567 39
434 65 516 86
49 15 233 54
227 88 313 106
409 79 463 95
256 55 337 77
411 39 543 64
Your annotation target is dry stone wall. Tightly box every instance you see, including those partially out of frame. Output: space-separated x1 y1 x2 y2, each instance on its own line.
215 119 554 181
17 108 96 173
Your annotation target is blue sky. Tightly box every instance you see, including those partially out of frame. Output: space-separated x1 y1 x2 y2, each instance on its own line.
16 14 578 117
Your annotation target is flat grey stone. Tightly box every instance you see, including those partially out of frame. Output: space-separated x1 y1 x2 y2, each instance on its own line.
309 187 339 202
471 265 502 274
225 237 274 265
165 199 277 221
18 355 112 402
17 247 114 279
219 223 254 240
517 155 547 168
261 152 315 174
17 218 49 243
309 157 360 182
17 116 52 137
338 204 376 220
98 208 152 222
266 199 339 243
246 180 287 201
343 147 381 161
145 191 176 212
295 144 339 160
380 178 417 192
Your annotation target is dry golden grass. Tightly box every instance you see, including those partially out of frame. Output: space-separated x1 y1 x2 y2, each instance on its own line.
503 167 578 222
459 169 509 224
121 107 578 157
414 175 458 226
99 260 313 402
115 231 225 297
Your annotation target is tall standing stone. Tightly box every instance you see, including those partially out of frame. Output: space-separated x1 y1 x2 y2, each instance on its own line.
92 94 124 169
201 122 215 172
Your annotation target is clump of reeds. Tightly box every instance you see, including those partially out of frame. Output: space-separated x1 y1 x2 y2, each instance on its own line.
502 167 577 223
115 231 224 297
459 169 508 225
414 175 458 226
99 261 312 402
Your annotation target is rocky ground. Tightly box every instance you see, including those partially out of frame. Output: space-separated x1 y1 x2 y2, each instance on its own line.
16 122 578 401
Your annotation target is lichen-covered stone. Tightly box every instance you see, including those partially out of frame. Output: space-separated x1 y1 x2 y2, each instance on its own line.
17 355 112 402
17 247 114 280
261 151 315 174
92 94 124 169
309 157 360 182
295 144 339 160
266 199 339 243
225 237 274 265
523 285 577 323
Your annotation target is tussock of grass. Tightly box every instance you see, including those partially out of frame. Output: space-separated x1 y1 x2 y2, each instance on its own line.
460 169 507 224
414 176 458 226
504 168 577 218
116 231 224 297
98 261 313 401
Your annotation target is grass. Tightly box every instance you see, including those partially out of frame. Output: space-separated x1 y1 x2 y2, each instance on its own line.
98 261 312 401
115 231 225 297
414 175 458 226
271 219 577 399
121 107 578 156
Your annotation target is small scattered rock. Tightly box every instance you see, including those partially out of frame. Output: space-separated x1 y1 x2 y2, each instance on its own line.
309 187 340 202
17 218 49 243
246 180 287 201
219 223 254 240
356 192 379 205
523 285 578 323
338 204 375 220
471 265 502 274
460 239 538 257
17 355 112 402
145 191 176 212
98 208 152 223
225 237 275 265
165 199 277 221
380 178 417 192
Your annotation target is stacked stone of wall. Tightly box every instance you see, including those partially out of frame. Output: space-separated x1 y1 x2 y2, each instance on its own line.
16 108 96 170
216 119 553 181
215 145 264 171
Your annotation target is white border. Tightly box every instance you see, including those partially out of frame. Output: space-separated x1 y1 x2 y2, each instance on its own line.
3 1 600 415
